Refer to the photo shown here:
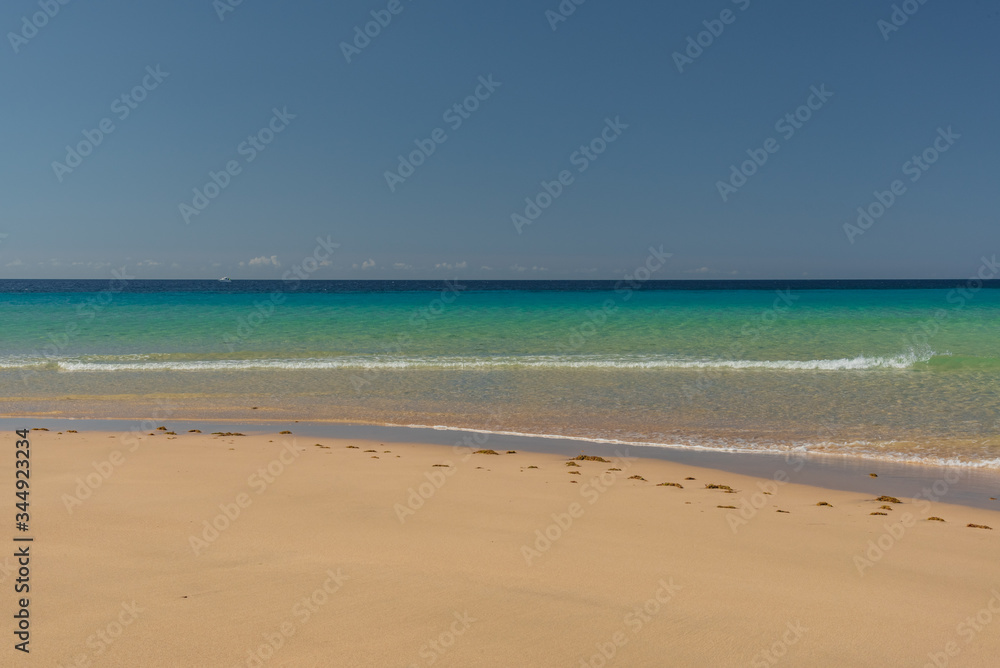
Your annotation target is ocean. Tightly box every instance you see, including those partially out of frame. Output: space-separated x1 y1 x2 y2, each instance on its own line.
2 279 998 467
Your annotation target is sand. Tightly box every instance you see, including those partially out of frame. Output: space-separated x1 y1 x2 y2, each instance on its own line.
8 428 1000 667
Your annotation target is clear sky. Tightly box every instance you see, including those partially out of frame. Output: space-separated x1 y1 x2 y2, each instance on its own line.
1 0 997 279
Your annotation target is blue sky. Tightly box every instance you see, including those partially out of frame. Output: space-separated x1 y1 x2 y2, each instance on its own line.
1 0 997 279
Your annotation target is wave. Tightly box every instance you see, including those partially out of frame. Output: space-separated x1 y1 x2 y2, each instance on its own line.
0 350 936 372
409 423 1000 469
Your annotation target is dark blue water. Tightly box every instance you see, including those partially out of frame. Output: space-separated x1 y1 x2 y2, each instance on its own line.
3 279 999 293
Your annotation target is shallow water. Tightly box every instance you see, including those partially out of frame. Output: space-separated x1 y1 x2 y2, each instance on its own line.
2 280 998 467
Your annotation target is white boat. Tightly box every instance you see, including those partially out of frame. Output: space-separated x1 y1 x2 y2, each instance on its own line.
219 277 231 282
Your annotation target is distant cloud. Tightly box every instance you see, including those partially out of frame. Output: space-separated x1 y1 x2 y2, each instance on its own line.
137 260 161 267
5 259 24 267
480 265 493 271
64 260 112 270
531 266 547 272
510 264 527 272
361 259 375 269
434 261 467 270
248 255 281 267
393 262 413 270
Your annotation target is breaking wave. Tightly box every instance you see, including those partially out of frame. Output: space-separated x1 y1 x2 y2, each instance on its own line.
0 350 936 372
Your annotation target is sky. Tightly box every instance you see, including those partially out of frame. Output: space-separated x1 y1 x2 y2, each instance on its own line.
1 0 998 280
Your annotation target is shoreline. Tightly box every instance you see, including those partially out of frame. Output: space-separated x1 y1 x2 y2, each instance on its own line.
5 415 998 511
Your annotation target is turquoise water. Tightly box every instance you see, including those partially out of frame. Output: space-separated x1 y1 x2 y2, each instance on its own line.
2 281 999 466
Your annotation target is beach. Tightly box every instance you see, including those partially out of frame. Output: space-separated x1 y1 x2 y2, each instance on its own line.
19 426 1000 667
